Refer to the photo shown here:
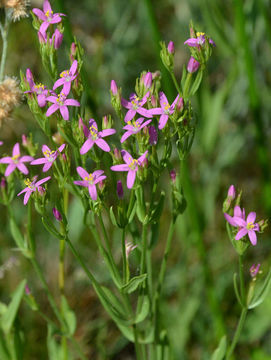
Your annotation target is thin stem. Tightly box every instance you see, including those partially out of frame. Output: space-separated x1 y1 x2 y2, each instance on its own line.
170 72 183 97
0 11 10 82
226 308 248 360
133 324 142 360
30 258 66 330
140 224 148 275
239 255 245 302
121 227 128 284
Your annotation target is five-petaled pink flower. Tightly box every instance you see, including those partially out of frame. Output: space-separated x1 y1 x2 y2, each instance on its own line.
111 150 148 189
53 60 78 95
31 144 65 172
224 205 260 246
120 117 152 143
0 143 33 177
80 119 116 154
17 176 51 205
25 69 49 108
150 92 180 129
121 92 152 123
46 91 80 121
32 0 65 37
73 167 106 201
184 32 215 47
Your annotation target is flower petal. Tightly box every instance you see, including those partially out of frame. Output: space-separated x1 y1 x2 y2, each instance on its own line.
158 114 169 129
88 184 97 200
80 139 94 155
64 99 80 107
95 138 110 152
76 167 89 179
100 129 116 137
12 143 20 157
124 110 136 123
17 163 29 175
60 106 69 121
5 164 16 176
36 176 51 186
111 164 129 172
46 104 59 117
121 131 132 143
248 230 257 246
127 170 136 189
235 228 248 240
247 212 256 224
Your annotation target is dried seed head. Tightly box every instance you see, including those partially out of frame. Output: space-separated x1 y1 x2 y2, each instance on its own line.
4 0 29 21
0 77 22 109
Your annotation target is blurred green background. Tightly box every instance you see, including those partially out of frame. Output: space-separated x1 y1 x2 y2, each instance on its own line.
1 0 271 359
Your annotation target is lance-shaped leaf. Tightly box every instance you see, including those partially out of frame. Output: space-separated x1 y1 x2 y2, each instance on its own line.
211 336 227 360
248 268 271 309
121 274 147 294
61 296 77 336
1 279 26 334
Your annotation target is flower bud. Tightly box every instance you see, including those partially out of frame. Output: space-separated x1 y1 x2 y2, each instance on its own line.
149 125 158 145
167 41 175 54
187 56 200 73
0 141 3 146
144 72 152 89
227 185 236 199
170 169 176 183
78 117 84 130
117 180 124 199
110 80 118 95
37 31 46 44
113 148 122 161
1 177 6 189
98 180 105 191
71 42 77 57
176 97 184 112
25 284 31 296
37 186 45 196
151 95 157 107
22 134 27 147
52 29 63 50
53 207 62 222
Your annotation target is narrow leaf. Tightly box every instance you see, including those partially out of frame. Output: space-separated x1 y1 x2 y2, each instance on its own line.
211 336 227 360
121 274 147 294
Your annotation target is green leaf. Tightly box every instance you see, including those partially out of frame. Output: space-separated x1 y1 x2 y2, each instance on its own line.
134 295 150 324
109 206 117 227
189 69 203 96
9 218 26 251
47 323 61 360
61 296 77 336
1 279 27 334
0 329 11 360
248 268 271 309
101 286 128 319
121 274 147 294
211 336 227 360
42 217 64 240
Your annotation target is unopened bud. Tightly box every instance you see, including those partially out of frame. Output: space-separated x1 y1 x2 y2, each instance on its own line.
25 284 31 295
227 185 236 199
170 169 176 183
78 117 84 130
98 180 105 191
71 42 77 57
22 134 28 147
176 97 184 112
114 148 121 161
53 207 62 221
52 29 63 50
110 80 118 95
37 186 45 196
117 180 124 199
149 125 158 145
151 95 157 107
187 56 200 73
144 72 152 89
102 115 109 129
1 177 6 189
167 41 175 54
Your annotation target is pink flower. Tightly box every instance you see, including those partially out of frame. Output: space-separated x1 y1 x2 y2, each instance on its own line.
121 92 152 122
32 0 65 37
73 167 106 201
25 69 49 107
110 80 118 95
150 92 180 129
17 176 51 205
120 117 152 143
46 91 80 121
110 150 148 189
0 143 33 177
0 141 3 146
184 32 215 47
167 41 175 54
31 144 65 172
53 60 78 95
224 206 260 246
80 119 116 154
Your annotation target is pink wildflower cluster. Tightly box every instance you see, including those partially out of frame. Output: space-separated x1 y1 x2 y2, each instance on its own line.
224 185 260 246
33 0 65 49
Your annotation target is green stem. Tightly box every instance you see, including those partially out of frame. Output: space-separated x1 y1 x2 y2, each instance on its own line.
133 324 143 360
30 258 66 330
183 73 192 100
226 308 248 360
170 72 183 97
140 224 148 275
121 227 128 284
0 11 10 82
239 255 245 302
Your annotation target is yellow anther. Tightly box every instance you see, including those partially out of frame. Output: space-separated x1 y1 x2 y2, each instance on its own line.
24 178 32 187
60 70 69 78
12 154 20 161
45 10 53 17
196 32 205 37
247 222 254 230
84 173 94 182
